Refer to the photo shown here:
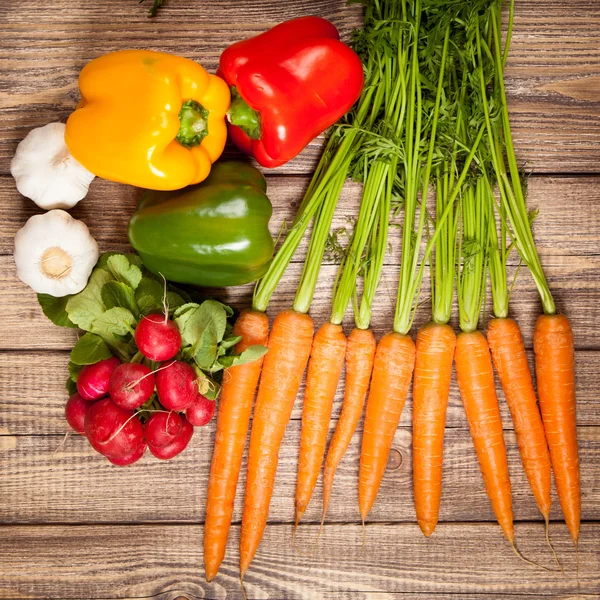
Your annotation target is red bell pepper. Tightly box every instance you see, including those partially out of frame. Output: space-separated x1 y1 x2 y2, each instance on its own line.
218 16 364 168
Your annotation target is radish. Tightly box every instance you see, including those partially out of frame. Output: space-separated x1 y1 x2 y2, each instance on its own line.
144 411 183 449
134 314 181 361
186 393 215 427
109 362 155 410
155 360 197 411
85 398 144 459
77 356 120 401
65 393 94 434
147 414 194 460
107 440 147 466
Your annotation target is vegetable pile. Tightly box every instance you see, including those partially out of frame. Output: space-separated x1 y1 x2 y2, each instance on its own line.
39 252 266 465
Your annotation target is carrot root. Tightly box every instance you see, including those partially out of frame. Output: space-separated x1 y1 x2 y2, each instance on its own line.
413 321 456 537
204 309 269 582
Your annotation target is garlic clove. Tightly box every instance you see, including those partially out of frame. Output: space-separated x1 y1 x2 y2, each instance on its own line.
14 209 99 297
10 122 95 210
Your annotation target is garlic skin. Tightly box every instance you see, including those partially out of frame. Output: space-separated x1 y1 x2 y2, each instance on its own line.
14 210 99 297
10 122 95 210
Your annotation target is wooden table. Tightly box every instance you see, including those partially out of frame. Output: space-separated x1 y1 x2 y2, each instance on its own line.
1 1 599 598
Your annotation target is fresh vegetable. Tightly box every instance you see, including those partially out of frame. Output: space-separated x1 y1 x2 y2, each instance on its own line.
14 210 99 297
135 315 182 362
65 50 230 190
77 357 120 401
144 412 184 449
65 393 93 434
295 322 346 526
84 398 145 459
109 363 155 410
204 309 269 582
534 314 580 545
155 360 197 411
146 413 194 460
128 162 274 287
240 309 314 578
107 441 147 466
186 393 215 427
218 17 364 168
10 123 95 210
475 0 580 547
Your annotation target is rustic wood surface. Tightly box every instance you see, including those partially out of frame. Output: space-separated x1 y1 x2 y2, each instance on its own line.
1 0 599 599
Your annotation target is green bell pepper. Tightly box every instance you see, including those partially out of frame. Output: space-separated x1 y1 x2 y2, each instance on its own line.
128 161 274 287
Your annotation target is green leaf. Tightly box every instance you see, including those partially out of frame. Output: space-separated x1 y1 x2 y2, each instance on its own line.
166 291 186 312
91 307 137 339
37 294 77 328
70 333 113 366
135 279 163 315
97 252 142 270
68 361 83 382
220 335 242 350
219 345 268 369
66 377 77 395
101 281 138 315
106 255 143 290
66 268 113 330
203 381 220 401
173 302 199 320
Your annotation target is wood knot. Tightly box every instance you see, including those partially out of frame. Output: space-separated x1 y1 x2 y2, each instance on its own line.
386 448 402 471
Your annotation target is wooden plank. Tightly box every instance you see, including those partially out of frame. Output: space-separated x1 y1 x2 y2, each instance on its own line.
2 1 600 174
1 348 599 434
2 175 600 258
0 425 598 525
0 523 597 599
2 253 598 351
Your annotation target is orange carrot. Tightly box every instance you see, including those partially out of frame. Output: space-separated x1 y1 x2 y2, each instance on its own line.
412 321 456 537
359 332 415 521
534 314 580 544
455 330 514 542
295 322 347 525
204 309 269 582
240 309 314 577
487 317 552 524
322 327 376 521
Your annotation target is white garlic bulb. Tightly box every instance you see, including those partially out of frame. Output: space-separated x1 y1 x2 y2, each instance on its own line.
10 122 95 210
14 210 99 297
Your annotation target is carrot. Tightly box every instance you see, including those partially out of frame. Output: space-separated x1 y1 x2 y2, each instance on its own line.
359 332 415 521
487 318 552 523
204 309 269 582
412 321 456 537
239 309 314 578
534 314 580 544
295 322 347 525
455 330 514 542
322 328 376 520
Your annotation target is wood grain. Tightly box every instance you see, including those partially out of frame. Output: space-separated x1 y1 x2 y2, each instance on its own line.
2 1 600 174
0 523 597 599
0 425 598 525
1 349 599 434
2 175 600 259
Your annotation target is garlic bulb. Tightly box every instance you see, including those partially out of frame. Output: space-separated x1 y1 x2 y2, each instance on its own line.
14 210 99 297
10 122 95 210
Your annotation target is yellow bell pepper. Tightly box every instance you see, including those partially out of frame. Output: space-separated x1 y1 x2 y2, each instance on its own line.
65 50 230 190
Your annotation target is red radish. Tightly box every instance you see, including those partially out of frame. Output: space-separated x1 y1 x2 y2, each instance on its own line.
108 441 147 466
156 360 197 411
144 411 184 448
186 393 215 427
77 357 120 401
109 363 155 410
135 314 181 361
148 416 194 460
65 393 94 434
85 398 144 459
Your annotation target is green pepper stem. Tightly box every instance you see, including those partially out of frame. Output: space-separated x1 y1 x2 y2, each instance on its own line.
176 100 209 149
227 87 261 140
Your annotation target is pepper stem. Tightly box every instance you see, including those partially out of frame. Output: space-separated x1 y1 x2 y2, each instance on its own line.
176 100 209 149
227 86 261 140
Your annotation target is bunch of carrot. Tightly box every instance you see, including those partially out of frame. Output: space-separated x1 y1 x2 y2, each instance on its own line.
202 0 580 583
